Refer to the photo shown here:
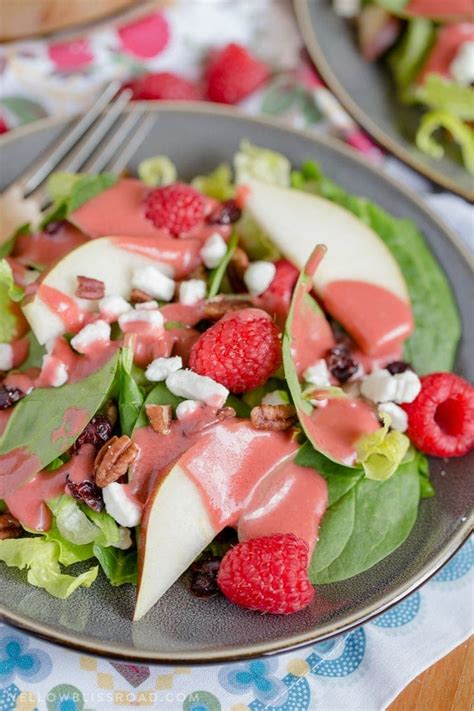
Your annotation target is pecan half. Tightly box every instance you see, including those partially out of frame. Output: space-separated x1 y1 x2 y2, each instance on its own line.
0 513 22 540
94 435 139 487
250 404 297 431
146 404 172 435
216 406 236 420
203 296 253 321
76 276 105 300
130 288 153 304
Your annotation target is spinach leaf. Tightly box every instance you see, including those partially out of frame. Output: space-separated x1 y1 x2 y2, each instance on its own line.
133 382 183 431
92 544 137 586
0 353 119 493
296 442 363 506
117 346 145 437
225 394 251 418
19 332 45 371
291 162 461 373
41 173 117 228
310 459 420 584
207 232 238 298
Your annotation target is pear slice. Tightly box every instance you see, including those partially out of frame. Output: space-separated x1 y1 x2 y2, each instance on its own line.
244 178 412 355
22 235 201 344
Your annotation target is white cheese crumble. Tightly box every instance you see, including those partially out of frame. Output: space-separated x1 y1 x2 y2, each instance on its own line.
0 343 13 371
450 41 474 86
378 402 408 433
131 265 175 302
145 356 183 382
98 295 131 322
102 483 142 527
179 279 206 306
118 309 164 331
303 359 331 387
361 368 421 404
261 390 288 406
166 369 229 408
175 399 203 420
41 354 69 387
135 300 159 311
200 233 228 269
70 320 111 354
243 261 276 296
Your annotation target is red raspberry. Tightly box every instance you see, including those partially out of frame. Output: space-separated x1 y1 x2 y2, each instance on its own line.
144 183 205 236
126 72 201 101
189 308 281 393
402 372 474 457
217 534 315 615
205 43 270 104
257 259 299 325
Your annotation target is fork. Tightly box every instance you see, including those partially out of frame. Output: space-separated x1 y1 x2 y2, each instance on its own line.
0 81 155 243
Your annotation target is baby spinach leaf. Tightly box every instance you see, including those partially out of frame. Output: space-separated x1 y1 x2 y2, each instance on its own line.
310 459 420 584
291 161 461 373
296 442 362 506
0 353 119 491
92 544 137 586
117 346 145 437
41 172 117 228
19 332 44 371
207 232 238 298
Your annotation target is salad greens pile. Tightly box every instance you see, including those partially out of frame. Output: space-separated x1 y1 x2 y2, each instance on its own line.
0 141 460 601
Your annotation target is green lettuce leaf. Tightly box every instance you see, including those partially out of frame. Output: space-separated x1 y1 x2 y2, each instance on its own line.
42 172 118 227
192 164 235 200
234 140 291 186
26 522 95 566
0 537 98 598
415 74 474 121
207 232 239 298
415 110 474 174
48 496 100 545
388 18 435 95
118 345 145 437
0 259 25 342
356 414 410 481
92 543 137 586
83 507 121 548
138 156 177 187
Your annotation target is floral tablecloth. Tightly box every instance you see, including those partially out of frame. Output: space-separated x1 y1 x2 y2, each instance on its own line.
0 2 472 709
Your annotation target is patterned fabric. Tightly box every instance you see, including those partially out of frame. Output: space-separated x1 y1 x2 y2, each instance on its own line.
0 541 472 710
0 2 473 709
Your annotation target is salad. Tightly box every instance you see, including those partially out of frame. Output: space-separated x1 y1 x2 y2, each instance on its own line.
333 0 474 173
0 141 472 620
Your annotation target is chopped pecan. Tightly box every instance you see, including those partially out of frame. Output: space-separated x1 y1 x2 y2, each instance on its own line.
130 288 153 304
230 247 249 279
250 404 297 431
216 406 236 420
76 276 105 300
94 435 139 487
204 296 253 321
0 513 22 540
146 404 172 435
66 478 104 512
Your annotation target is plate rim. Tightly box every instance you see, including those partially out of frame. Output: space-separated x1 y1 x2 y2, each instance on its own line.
0 101 473 663
293 0 474 202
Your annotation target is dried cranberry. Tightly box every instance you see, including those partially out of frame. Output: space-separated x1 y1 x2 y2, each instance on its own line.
66 477 104 512
0 386 25 409
326 345 358 383
386 361 411 375
207 199 241 225
189 556 221 598
70 414 113 454
44 220 65 235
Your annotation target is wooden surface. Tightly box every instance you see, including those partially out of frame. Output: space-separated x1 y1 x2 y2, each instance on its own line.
0 0 142 41
389 637 473 711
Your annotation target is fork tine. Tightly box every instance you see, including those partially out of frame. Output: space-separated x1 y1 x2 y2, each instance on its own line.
81 107 146 174
58 88 133 176
107 113 155 175
22 80 121 196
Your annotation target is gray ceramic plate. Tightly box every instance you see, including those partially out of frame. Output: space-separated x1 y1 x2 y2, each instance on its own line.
294 0 474 201
0 104 473 663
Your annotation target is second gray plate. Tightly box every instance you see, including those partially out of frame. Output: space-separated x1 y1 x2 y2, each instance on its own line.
294 0 474 201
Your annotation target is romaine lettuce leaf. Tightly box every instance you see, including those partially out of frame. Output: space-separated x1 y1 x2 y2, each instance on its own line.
415 110 474 174
192 164 235 200
92 543 137 586
0 537 98 598
138 156 177 187
0 259 25 342
415 74 474 121
234 140 291 186
356 414 410 480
